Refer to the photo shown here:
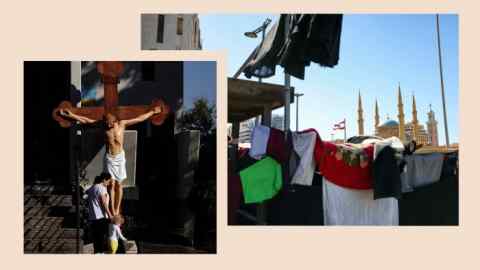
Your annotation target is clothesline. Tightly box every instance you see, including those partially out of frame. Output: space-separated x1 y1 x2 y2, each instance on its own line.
228 124 456 225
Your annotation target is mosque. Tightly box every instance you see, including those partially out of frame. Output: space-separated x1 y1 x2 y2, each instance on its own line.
357 84 439 146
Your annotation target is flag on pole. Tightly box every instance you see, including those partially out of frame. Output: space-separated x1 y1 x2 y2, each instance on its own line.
333 119 346 130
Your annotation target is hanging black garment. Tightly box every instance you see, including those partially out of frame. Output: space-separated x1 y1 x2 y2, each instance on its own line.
236 153 260 173
242 14 343 80
373 146 402 200
281 130 300 186
278 14 343 79
267 176 324 225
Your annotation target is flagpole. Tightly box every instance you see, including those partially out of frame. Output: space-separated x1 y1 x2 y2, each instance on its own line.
436 14 450 147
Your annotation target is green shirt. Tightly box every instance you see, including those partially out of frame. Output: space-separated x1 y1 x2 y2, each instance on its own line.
239 157 283 204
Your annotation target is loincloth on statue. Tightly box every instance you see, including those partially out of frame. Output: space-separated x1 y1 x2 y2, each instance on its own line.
104 150 127 182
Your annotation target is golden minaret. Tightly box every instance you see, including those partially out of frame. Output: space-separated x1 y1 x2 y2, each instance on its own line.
411 93 419 141
357 90 364 135
397 83 406 141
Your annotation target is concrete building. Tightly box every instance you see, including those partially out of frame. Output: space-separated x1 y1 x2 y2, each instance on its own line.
238 118 255 143
271 114 284 130
141 14 201 50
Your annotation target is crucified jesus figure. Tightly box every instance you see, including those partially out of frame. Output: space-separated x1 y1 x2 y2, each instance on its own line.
60 106 162 216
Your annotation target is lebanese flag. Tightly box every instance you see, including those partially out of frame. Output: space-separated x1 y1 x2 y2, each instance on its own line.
333 120 345 130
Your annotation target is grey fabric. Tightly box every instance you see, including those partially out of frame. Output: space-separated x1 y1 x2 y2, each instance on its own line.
401 153 444 193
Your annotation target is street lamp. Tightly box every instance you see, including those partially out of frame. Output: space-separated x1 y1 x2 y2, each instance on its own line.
244 18 272 84
294 93 304 131
244 18 272 39
243 18 272 225
244 18 272 126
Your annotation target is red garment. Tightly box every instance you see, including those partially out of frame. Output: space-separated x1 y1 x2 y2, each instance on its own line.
315 136 374 189
238 147 249 158
251 126 375 189
266 127 287 163
228 173 243 225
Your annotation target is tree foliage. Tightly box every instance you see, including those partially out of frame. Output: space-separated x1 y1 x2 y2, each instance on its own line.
177 97 216 136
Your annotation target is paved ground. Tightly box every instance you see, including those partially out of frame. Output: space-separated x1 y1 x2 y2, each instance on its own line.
83 241 138 254
136 241 209 254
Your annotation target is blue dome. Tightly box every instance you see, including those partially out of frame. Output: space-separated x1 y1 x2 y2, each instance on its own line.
381 119 399 127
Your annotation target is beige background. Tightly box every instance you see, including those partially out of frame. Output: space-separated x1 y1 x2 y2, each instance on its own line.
0 0 475 269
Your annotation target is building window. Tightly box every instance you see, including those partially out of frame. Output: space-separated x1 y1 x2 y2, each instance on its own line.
177 17 184 35
193 21 198 47
157 15 164 43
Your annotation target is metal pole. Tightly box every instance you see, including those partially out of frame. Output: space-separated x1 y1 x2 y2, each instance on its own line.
296 95 299 131
255 25 269 225
284 15 291 136
436 14 450 147
294 93 304 132
256 26 267 124
259 27 266 84
75 127 82 254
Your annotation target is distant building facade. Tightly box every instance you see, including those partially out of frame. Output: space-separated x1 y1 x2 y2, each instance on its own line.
271 114 284 130
238 118 255 143
141 14 202 50
357 84 439 146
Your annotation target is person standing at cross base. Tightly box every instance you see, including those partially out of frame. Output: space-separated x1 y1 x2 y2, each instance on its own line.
87 172 114 254
60 106 162 215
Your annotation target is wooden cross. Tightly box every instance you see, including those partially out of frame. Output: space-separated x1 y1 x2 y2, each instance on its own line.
52 61 170 128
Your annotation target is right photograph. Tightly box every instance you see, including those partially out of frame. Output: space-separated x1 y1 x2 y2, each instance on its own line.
140 13 459 226
221 14 458 226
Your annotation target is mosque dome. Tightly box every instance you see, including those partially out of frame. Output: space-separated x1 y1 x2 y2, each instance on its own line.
380 119 399 127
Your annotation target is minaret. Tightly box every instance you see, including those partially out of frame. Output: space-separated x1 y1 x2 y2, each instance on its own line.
427 104 439 146
357 90 364 135
374 99 380 130
411 93 419 141
397 83 406 141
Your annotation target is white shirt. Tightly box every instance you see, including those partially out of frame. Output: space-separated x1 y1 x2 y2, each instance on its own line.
87 184 109 220
108 223 127 241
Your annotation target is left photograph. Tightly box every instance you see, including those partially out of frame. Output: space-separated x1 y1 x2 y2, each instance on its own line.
24 61 217 254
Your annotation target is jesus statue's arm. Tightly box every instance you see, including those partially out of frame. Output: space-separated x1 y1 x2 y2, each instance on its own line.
121 106 162 127
60 109 97 124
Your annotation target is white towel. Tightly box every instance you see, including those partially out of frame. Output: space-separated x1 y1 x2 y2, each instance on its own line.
323 177 399 225
104 150 127 182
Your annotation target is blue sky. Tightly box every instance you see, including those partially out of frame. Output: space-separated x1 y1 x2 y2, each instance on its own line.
184 61 217 110
199 14 459 145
